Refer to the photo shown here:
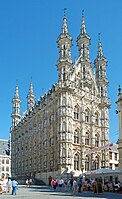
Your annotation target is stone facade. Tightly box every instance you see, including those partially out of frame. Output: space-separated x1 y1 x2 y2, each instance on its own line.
10 13 110 184
116 86 122 171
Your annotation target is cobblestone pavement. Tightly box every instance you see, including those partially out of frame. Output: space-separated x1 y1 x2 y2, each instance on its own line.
0 185 122 199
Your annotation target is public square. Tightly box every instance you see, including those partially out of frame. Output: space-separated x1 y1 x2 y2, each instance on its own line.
0 185 122 199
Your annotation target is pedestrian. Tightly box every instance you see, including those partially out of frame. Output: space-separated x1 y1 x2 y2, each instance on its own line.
73 178 77 196
2 180 7 193
12 179 18 195
7 178 12 193
78 177 82 192
26 179 29 187
64 179 68 192
48 176 52 186
29 178 32 187
58 177 64 191
52 179 57 190
70 178 73 191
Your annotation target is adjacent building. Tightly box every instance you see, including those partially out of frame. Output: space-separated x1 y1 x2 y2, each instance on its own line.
109 143 119 170
0 139 11 179
10 12 110 184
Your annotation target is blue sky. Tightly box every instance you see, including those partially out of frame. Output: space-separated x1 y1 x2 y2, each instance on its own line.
0 0 121 143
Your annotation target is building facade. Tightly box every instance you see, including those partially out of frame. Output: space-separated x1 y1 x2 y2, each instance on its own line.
116 85 122 170
0 139 11 179
109 143 119 170
10 13 110 183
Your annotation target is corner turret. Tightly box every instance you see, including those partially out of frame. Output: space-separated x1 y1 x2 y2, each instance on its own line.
57 9 72 83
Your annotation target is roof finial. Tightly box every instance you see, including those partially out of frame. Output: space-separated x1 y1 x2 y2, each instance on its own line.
118 85 121 95
30 76 32 82
82 9 84 18
16 79 18 85
98 33 101 41
64 8 67 17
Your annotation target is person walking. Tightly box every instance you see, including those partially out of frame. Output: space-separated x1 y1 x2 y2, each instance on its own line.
7 178 12 193
26 179 29 187
73 178 77 196
52 179 57 190
29 178 32 187
58 177 64 191
12 179 18 195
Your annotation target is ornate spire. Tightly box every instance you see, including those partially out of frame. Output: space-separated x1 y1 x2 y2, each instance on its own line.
14 84 19 99
97 33 104 58
12 84 21 127
77 10 90 60
81 10 86 35
29 82 34 95
27 81 35 111
57 8 72 80
62 8 68 34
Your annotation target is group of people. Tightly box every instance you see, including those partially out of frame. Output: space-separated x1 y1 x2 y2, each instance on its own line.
48 176 117 195
0 178 18 195
25 178 33 187
48 176 84 195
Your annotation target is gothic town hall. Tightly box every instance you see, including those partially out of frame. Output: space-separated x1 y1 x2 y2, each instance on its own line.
10 13 110 184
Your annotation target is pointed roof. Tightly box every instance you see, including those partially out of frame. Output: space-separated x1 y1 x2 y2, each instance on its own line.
27 81 35 100
62 9 68 34
12 84 20 105
29 82 34 95
81 10 87 35
15 85 19 98
77 10 90 43
94 33 107 64
97 33 104 58
13 84 20 100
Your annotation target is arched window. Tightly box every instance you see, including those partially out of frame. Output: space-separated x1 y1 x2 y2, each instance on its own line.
68 122 72 132
100 86 103 97
62 122 66 132
74 154 79 170
68 148 72 158
85 109 90 123
95 134 99 147
95 112 99 125
74 130 79 144
102 153 105 160
62 148 66 157
68 97 72 107
74 105 79 120
6 159 9 164
2 166 4 171
83 66 86 78
85 155 90 171
2 159 4 164
6 166 9 172
101 153 105 168
85 132 89 145
94 156 99 170
62 97 66 106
